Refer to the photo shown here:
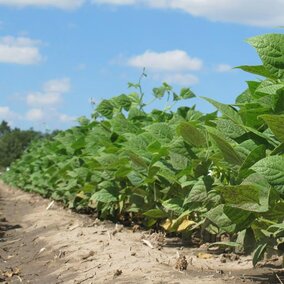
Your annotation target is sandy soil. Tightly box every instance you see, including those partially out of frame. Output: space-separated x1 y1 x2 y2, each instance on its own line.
1 181 284 284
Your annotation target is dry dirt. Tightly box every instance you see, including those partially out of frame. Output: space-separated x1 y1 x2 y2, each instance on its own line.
1 181 284 284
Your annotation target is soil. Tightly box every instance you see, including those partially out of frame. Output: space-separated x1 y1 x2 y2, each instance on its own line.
1 181 284 284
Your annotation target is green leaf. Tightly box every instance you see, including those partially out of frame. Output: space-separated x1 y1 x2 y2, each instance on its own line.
153 84 170 99
143 209 168 219
128 107 147 120
96 100 114 119
90 189 117 203
260 114 284 142
205 205 254 233
184 179 207 204
155 161 177 184
127 171 144 186
180 88 196 99
127 151 148 168
239 145 266 176
162 198 183 214
112 94 132 111
251 156 284 194
177 122 206 147
247 34 284 79
207 129 243 165
202 97 243 125
252 243 267 267
169 152 188 170
236 65 275 79
145 123 174 144
220 184 270 213
216 119 246 139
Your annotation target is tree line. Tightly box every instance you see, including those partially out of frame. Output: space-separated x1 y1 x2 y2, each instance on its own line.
0 120 59 170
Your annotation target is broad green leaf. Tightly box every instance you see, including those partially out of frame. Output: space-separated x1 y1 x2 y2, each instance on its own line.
115 166 132 178
110 115 140 134
256 81 284 97
162 198 183 214
205 205 254 233
127 151 149 168
112 94 132 111
260 114 284 142
207 129 243 165
202 97 243 125
169 152 188 170
263 201 284 221
177 122 206 147
147 140 161 153
127 171 145 186
96 99 114 119
236 89 253 104
220 184 270 213
239 145 266 173
145 123 174 144
180 88 196 99
239 104 270 128
128 107 147 120
155 161 177 184
90 189 117 203
251 156 284 194
216 119 246 139
247 34 284 79
236 65 275 79
245 125 277 147
184 179 207 204
152 83 172 99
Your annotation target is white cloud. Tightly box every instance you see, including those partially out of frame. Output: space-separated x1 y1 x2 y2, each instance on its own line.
128 50 202 72
26 93 62 107
26 108 45 121
26 78 70 107
0 36 42 65
43 78 70 93
125 50 202 86
26 108 76 124
0 0 84 9
92 0 284 27
59 114 76 123
158 73 199 85
215 64 232 73
0 106 18 120
23 78 75 127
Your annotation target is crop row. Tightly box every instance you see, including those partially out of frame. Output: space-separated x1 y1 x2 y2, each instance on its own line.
3 33 284 265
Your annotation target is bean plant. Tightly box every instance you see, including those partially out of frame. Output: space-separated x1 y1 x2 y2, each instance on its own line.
3 33 284 265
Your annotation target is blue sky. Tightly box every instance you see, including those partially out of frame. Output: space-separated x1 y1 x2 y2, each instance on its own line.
0 0 282 131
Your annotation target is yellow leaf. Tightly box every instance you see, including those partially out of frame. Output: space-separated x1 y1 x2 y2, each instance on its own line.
177 219 196 232
160 219 172 231
76 191 88 200
196 252 213 259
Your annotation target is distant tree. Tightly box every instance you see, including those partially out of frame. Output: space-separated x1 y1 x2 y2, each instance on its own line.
0 120 11 137
0 120 59 169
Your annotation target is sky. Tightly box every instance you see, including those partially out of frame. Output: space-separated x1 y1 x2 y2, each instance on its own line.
0 0 283 131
